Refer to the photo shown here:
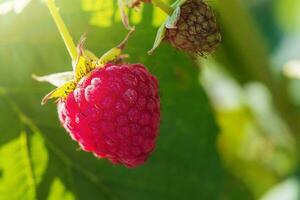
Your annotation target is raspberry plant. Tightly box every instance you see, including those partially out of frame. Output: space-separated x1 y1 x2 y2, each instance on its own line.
0 0 298 199
33 0 221 168
0 0 237 199
34 0 161 168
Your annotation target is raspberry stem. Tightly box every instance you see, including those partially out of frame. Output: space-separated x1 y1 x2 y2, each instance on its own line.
117 27 136 50
151 0 173 15
46 0 77 62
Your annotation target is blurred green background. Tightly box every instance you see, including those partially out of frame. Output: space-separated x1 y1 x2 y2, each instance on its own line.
0 0 300 199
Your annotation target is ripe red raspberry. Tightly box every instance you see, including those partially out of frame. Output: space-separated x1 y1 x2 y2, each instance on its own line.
57 63 160 168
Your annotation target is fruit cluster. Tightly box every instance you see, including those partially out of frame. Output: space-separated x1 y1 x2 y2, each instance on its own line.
35 0 221 168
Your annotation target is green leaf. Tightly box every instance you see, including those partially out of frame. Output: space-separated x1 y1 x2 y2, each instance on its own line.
47 178 75 200
0 130 48 200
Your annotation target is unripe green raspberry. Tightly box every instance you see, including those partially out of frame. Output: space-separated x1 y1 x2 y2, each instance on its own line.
165 0 221 55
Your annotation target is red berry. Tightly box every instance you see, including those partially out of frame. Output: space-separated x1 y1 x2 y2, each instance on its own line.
57 63 160 168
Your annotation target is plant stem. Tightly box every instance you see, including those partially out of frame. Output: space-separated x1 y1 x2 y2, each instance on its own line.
46 0 77 61
151 0 173 15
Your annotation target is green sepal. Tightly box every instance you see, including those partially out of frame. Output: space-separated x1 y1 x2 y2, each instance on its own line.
32 72 74 87
148 22 167 55
73 37 97 82
97 28 135 65
97 47 122 66
34 15 135 105
84 49 98 61
165 6 181 29
74 55 93 82
166 0 186 28
41 80 77 105
118 0 134 30
148 0 186 54
171 0 187 8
